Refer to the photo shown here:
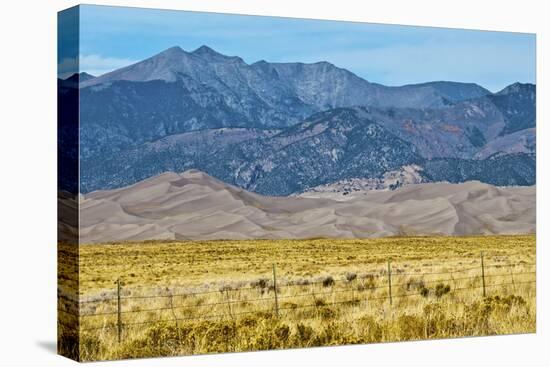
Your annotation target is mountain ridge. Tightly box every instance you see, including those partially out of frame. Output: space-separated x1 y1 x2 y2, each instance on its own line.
80 45 492 111
80 106 535 195
81 45 499 95
69 45 535 195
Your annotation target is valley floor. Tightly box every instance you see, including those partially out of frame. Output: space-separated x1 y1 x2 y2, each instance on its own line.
58 235 536 361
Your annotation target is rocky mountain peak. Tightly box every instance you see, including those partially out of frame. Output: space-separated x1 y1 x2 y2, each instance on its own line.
497 82 535 96
192 45 220 56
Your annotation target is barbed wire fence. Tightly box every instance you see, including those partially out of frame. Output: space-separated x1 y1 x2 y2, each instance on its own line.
58 252 536 341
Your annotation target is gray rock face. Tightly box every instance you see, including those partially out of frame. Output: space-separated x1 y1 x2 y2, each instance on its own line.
402 81 491 102
491 83 536 135
82 46 490 111
79 46 493 158
81 109 423 194
475 128 535 159
80 107 535 195
73 46 535 195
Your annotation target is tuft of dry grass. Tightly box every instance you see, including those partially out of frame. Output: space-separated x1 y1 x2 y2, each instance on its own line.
58 235 536 361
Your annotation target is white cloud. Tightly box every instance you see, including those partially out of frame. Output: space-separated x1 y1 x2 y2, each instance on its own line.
79 54 137 77
57 57 78 79
57 54 137 79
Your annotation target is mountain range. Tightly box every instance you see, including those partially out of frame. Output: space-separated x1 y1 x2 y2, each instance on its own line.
59 45 536 195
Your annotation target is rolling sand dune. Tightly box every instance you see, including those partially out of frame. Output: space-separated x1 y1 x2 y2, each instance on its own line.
75 170 535 243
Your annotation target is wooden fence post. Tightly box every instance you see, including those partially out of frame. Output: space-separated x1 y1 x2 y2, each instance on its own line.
168 291 179 328
480 252 486 298
508 263 516 292
225 289 234 319
272 264 279 317
387 260 393 305
116 278 122 343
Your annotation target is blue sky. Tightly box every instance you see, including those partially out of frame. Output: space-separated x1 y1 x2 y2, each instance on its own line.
58 4 536 92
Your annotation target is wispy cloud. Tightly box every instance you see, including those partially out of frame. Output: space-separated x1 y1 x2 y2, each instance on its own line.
58 57 78 79
58 54 137 79
79 54 137 77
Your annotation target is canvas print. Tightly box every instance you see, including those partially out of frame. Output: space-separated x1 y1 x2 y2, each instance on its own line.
57 4 536 362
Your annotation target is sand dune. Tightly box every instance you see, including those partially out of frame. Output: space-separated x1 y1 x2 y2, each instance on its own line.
75 170 535 243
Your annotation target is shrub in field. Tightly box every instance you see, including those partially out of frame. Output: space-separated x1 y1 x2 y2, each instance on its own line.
218 284 234 293
423 303 452 338
396 314 425 340
345 272 357 282
493 295 526 309
80 334 103 361
420 286 430 297
322 276 335 287
417 283 450 298
313 322 357 346
435 283 451 298
405 278 425 291
274 324 291 342
363 274 377 290
357 315 384 342
315 299 327 307
319 306 337 320
249 320 291 350
357 274 377 291
282 301 298 310
463 295 528 335
250 278 270 290
268 284 280 293
293 278 311 286
293 322 315 346
189 320 239 353
238 315 258 328
123 323 190 358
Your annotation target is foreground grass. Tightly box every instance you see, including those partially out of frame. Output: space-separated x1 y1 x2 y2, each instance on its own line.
58 235 536 361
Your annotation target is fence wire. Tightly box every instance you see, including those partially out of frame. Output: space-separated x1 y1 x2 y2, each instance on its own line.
58 262 536 335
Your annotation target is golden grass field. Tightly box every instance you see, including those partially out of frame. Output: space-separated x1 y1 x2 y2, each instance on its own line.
58 235 536 361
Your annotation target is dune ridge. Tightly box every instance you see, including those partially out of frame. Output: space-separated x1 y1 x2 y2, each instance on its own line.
77 170 535 243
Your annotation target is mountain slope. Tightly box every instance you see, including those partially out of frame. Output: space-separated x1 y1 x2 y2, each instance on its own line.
72 46 535 194
400 81 490 103
82 46 489 110
422 153 535 187
80 107 535 195
491 83 536 135
81 108 423 194
475 128 535 159
78 46 495 160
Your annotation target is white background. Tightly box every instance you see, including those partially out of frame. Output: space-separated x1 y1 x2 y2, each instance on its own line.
0 0 548 365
